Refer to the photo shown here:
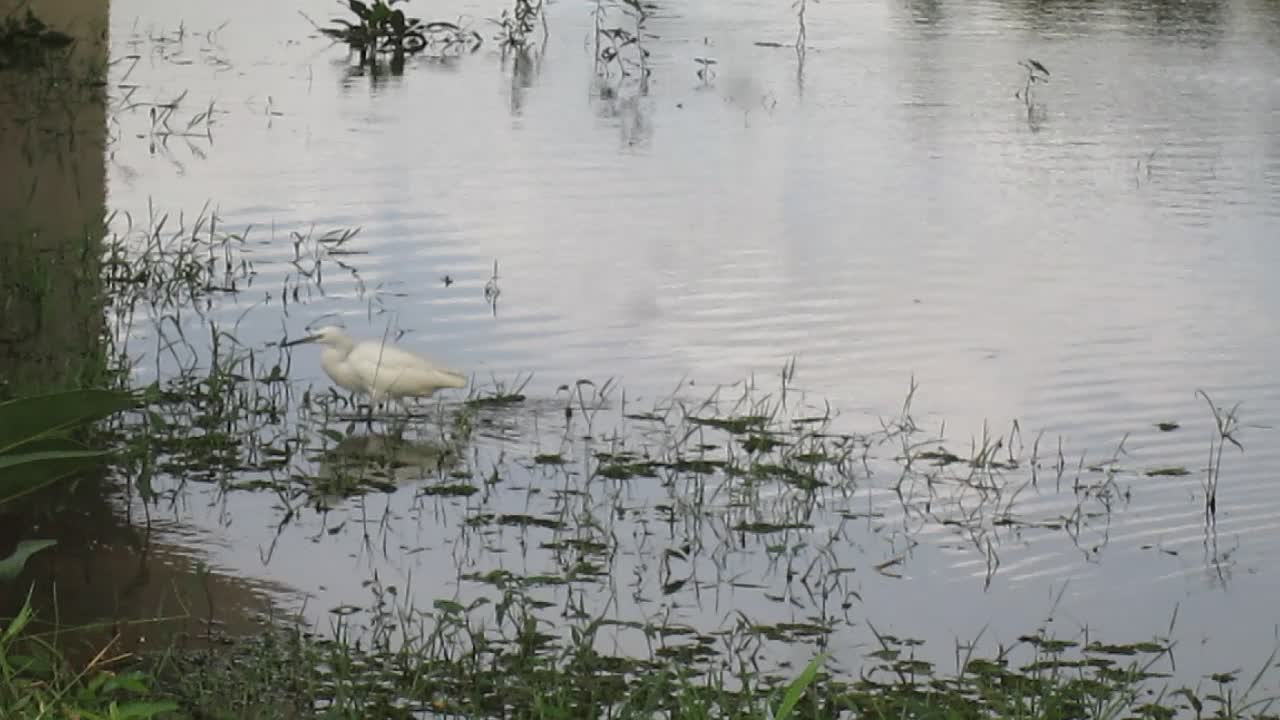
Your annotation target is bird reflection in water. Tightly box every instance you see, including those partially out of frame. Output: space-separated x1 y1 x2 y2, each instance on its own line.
310 431 464 507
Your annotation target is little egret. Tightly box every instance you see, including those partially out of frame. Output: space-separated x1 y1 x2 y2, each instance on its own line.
283 326 467 416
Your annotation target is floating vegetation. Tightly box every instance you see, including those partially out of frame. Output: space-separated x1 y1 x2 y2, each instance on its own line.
466 512 566 530
595 455 659 480
689 414 769 434
421 481 479 496
1146 466 1191 477
734 520 813 533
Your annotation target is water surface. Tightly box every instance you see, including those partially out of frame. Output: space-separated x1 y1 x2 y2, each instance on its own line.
95 0 1280 686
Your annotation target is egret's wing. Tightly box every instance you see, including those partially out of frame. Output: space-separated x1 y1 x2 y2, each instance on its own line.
348 341 467 394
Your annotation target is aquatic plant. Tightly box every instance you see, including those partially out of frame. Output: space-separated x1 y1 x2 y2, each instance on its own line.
491 0 546 54
694 56 717 84
593 0 651 83
310 0 481 68
1196 388 1244 522
149 589 1280 719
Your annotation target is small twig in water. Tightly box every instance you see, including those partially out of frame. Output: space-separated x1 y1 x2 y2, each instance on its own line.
1015 58 1050 106
484 260 501 315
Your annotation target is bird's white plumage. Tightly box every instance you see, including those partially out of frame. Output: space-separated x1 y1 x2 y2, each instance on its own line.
286 326 466 404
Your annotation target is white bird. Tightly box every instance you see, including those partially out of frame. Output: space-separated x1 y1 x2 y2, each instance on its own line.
283 326 467 415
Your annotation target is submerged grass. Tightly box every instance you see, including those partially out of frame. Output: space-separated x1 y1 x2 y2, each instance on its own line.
6 590 1276 720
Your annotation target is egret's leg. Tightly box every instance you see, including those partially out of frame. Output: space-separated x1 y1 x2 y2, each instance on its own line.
396 396 419 437
390 402 409 440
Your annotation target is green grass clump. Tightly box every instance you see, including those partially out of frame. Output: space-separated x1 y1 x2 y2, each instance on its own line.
99 607 1272 720
0 599 175 719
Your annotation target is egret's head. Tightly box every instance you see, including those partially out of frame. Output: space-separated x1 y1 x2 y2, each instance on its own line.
284 325 351 349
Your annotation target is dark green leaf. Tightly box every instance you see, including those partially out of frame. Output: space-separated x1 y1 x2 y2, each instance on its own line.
115 701 180 719
0 449 111 505
0 389 138 456
0 539 56 582
775 654 824 720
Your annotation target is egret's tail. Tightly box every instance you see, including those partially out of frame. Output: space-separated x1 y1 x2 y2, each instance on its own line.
441 369 467 389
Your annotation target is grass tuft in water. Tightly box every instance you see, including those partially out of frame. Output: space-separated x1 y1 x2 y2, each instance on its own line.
111 597 1280 719
1196 388 1245 522
305 0 482 70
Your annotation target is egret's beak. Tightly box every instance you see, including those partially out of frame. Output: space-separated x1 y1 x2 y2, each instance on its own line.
282 334 322 347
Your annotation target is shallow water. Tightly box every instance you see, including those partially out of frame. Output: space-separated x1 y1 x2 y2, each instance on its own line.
91 0 1280 687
